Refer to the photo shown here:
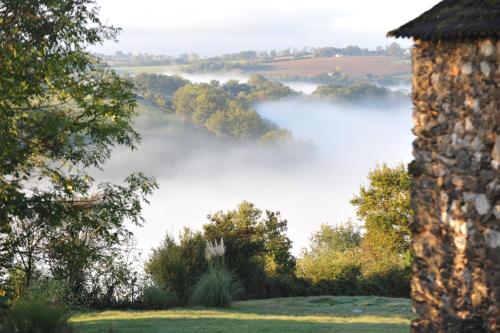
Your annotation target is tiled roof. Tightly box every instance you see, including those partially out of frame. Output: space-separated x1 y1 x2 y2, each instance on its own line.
388 0 500 40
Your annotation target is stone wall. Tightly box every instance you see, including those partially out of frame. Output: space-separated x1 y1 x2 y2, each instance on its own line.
410 38 499 333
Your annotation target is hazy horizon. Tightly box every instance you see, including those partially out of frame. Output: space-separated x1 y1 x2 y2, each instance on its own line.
93 0 440 56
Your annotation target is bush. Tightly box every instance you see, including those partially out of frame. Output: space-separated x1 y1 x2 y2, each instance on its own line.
358 267 411 297
145 230 207 305
3 280 71 333
190 266 241 308
141 286 177 309
3 298 70 333
265 274 299 298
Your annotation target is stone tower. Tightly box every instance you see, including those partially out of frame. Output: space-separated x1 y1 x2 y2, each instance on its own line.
388 1 499 332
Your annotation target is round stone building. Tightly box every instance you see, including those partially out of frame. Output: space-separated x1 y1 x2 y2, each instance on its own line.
388 1 499 332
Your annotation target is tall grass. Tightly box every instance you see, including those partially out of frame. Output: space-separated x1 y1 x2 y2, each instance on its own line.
190 265 241 308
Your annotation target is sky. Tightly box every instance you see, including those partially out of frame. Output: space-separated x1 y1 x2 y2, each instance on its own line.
94 0 441 56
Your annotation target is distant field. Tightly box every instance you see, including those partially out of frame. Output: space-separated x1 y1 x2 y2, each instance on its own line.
111 65 185 75
111 56 411 80
260 56 411 77
71 296 413 333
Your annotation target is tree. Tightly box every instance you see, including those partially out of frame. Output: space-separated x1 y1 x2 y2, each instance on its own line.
246 75 294 102
296 222 362 291
203 201 295 298
308 222 361 255
350 164 413 265
386 42 405 57
205 103 270 140
0 0 156 284
133 74 189 100
145 228 206 304
172 83 228 124
312 82 391 102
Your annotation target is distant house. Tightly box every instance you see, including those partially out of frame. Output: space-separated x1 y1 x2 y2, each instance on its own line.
388 1 499 332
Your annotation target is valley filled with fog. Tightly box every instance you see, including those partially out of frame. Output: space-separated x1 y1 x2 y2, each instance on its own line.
96 74 413 255
163 71 321 95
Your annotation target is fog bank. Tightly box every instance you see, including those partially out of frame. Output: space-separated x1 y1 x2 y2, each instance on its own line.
97 96 413 255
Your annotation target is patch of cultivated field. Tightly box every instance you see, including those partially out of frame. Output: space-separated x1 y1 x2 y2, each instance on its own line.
71 296 413 333
261 56 411 77
111 56 411 79
111 65 185 75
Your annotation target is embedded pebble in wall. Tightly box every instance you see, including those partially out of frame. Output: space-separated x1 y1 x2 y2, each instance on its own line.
480 40 495 56
475 195 491 216
461 62 473 75
494 205 500 219
480 61 491 76
484 229 500 248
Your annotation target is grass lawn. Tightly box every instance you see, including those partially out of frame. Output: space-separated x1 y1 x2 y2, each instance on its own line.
71 296 413 333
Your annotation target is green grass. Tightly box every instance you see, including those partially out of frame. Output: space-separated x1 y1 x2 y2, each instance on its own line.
71 296 413 333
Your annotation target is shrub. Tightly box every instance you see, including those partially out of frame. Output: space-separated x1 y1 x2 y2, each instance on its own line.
145 229 207 305
141 286 177 309
203 202 295 299
3 280 71 333
358 266 411 297
190 265 241 308
265 274 299 298
3 298 70 333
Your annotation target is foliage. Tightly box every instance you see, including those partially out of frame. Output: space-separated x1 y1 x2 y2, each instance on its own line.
0 0 137 231
222 80 252 97
2 181 154 308
133 73 189 110
146 202 296 302
131 74 295 143
245 75 296 102
3 280 71 333
297 165 413 297
259 129 294 145
171 82 280 141
297 222 363 294
76 236 143 309
4 300 70 333
190 264 241 308
172 83 229 124
312 82 395 102
0 0 156 293
204 201 296 298
141 285 177 310
145 229 207 305
351 164 413 260
0 0 156 309
308 222 362 254
205 103 272 140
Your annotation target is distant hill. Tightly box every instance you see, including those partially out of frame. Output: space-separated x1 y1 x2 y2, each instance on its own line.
260 56 410 78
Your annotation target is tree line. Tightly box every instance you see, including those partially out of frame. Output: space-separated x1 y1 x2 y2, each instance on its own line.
99 42 409 68
145 164 413 306
132 73 408 143
132 74 295 142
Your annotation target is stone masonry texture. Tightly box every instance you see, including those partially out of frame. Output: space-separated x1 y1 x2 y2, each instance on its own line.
410 38 499 333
